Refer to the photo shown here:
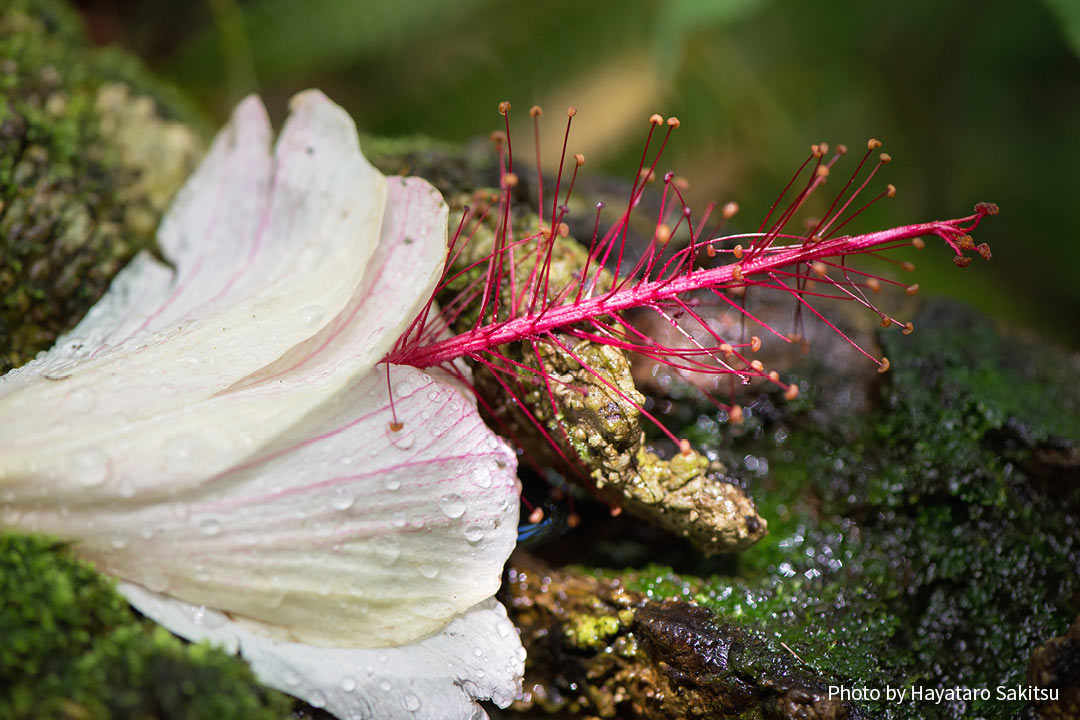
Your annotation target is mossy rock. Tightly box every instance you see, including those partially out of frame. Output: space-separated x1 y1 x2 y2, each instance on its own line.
610 300 1079 719
0 533 296 719
0 0 205 372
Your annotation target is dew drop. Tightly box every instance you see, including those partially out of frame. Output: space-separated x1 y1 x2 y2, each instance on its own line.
384 478 401 491
373 537 401 565
309 689 327 708
394 380 414 397
469 467 493 489
391 512 406 528
141 568 169 593
282 669 301 687
341 676 357 692
66 387 96 413
403 693 421 711
199 517 222 536
418 563 439 579
71 448 110 487
109 529 128 549
330 487 354 511
496 618 513 638
463 525 485 543
299 304 325 326
387 429 415 450
379 680 392 692
438 493 466 519
427 390 440 401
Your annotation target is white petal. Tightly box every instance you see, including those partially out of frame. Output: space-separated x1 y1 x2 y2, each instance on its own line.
1 94 519 647
120 581 524 720
0 90 387 468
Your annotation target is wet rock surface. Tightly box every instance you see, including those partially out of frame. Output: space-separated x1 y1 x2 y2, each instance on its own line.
540 300 1079 720
1024 615 1080 720
504 554 860 719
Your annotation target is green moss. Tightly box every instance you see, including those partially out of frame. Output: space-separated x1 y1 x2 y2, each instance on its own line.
564 613 623 650
620 301 1079 719
0 533 294 719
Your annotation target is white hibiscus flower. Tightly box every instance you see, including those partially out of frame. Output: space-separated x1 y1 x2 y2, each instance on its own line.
0 90 523 720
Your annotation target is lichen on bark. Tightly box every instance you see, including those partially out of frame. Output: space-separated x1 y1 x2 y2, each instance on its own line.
0 0 204 372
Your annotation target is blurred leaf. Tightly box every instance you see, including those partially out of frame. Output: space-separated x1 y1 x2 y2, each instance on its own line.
655 0 771 66
174 0 491 87
1041 0 1080 58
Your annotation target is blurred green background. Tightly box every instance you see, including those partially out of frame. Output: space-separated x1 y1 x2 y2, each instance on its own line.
74 0 1080 344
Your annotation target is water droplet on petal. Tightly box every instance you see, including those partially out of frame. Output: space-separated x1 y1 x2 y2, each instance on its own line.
379 680 392 692
470 467 493 489
391 512 406 528
109 530 128 549
372 537 401 565
463 525 485 543
299 304 325 326
199 517 222 536
341 676 357 692
282 669 301 687
387 425 415 450
438 493 466 519
384 478 401 491
141 568 169 593
403 693 421 711
419 563 439 579
71 448 110 487
309 689 327 708
66 387 96 413
330 487 354 510
427 390 440 401
394 380 414 397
